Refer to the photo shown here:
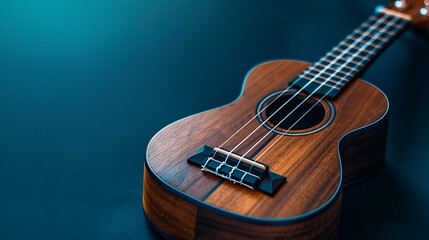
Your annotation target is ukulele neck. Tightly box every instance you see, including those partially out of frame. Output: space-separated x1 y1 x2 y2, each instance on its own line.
290 7 411 99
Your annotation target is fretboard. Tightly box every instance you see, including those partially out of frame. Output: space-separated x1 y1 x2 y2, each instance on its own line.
290 9 410 99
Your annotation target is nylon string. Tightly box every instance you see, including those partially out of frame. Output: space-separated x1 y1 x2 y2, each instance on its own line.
212 13 390 165
216 13 405 180
218 13 391 170
244 15 406 176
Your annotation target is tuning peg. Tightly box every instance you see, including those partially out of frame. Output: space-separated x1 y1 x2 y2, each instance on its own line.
394 0 408 9
420 0 429 16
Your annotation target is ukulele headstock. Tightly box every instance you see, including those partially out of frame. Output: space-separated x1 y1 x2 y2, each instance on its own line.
388 0 429 27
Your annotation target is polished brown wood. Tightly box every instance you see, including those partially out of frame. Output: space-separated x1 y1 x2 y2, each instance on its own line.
143 60 389 239
143 166 197 239
195 192 341 240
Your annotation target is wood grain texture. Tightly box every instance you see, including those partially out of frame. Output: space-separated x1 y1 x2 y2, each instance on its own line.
195 191 341 240
143 60 389 239
143 166 198 239
340 116 388 186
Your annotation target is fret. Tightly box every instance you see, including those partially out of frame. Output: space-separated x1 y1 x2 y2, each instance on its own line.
356 25 397 36
362 16 405 30
290 10 410 99
347 35 390 44
353 28 397 38
324 57 364 69
300 72 347 86
354 28 396 37
327 51 371 62
327 59 364 72
340 39 387 54
368 14 394 23
366 17 387 28
298 76 342 91
362 21 403 30
369 14 409 25
303 68 349 81
340 35 386 48
318 59 361 71
333 45 376 56
340 41 382 50
305 66 352 79
351 32 396 43
310 79 341 91
324 52 366 67
312 63 355 77
355 21 396 33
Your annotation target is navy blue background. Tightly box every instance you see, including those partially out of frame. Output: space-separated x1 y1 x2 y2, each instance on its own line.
1 0 428 239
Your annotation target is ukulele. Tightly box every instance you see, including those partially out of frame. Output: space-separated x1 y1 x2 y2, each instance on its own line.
143 1 429 239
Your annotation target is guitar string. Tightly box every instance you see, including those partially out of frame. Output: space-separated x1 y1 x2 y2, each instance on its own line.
212 12 389 167
213 78 297 157
253 17 408 162
244 15 407 176
217 12 393 173
212 12 388 161
237 15 408 178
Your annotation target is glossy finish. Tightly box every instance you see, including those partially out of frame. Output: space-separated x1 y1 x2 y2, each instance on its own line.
143 60 389 239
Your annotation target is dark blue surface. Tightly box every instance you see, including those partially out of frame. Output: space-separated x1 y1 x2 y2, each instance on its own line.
1 0 429 239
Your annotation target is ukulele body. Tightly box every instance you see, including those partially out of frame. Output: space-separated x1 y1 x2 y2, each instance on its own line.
143 60 389 239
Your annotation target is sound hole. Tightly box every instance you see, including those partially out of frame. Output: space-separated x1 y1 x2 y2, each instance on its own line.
265 93 326 131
